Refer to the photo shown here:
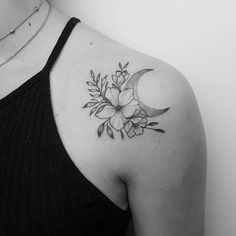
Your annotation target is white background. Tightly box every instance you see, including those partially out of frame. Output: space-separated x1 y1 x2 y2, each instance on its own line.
54 1 236 235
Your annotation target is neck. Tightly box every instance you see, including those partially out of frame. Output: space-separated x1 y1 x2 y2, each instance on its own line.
0 0 40 37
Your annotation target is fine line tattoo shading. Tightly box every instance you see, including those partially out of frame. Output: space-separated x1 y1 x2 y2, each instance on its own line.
83 62 170 139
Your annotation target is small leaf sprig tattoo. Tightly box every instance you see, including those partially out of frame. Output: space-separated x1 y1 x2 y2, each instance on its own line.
83 62 170 139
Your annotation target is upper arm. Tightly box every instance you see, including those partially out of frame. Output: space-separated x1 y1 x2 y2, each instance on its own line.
124 65 207 236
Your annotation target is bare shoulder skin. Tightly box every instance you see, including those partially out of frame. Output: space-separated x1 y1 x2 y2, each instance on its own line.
49 19 207 236
2 8 206 235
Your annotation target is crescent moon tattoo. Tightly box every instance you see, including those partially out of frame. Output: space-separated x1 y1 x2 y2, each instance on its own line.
83 62 170 139
125 69 170 117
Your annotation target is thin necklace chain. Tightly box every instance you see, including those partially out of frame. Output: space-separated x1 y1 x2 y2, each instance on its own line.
0 1 52 68
0 0 45 42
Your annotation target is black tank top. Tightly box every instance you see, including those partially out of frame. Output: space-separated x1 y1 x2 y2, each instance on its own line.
0 17 131 236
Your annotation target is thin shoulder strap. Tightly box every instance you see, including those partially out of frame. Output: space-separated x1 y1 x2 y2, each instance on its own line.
43 17 80 71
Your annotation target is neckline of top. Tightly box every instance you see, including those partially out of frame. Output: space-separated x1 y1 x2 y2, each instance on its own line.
0 17 80 109
0 70 47 109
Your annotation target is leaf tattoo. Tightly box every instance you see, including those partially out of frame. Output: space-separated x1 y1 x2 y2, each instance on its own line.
83 62 170 139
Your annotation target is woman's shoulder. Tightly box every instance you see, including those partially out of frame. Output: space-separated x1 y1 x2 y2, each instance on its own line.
50 12 206 234
57 19 206 182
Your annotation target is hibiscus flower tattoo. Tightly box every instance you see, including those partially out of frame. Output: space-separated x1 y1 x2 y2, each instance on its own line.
83 62 170 139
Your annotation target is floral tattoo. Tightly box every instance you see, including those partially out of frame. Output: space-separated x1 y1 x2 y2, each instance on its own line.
83 62 170 139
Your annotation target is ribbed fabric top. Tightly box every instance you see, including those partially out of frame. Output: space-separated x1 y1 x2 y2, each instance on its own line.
0 17 131 236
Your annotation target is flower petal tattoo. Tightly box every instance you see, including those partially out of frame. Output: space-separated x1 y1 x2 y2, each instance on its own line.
83 62 170 139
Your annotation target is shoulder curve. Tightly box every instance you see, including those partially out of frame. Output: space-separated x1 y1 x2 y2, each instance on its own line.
65 21 206 177
71 22 189 75
70 21 193 93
